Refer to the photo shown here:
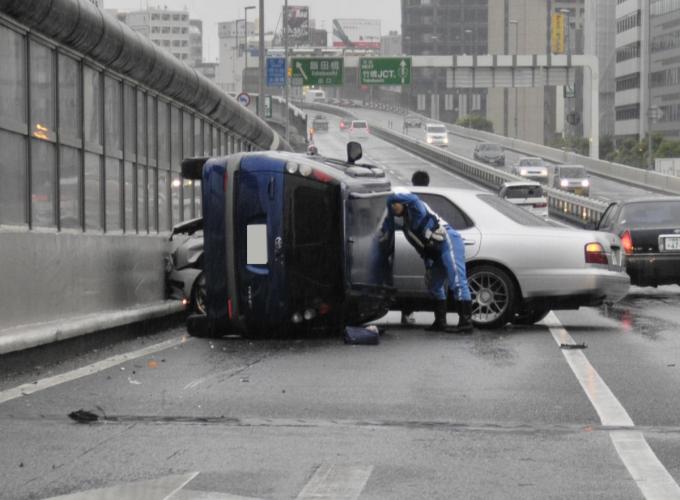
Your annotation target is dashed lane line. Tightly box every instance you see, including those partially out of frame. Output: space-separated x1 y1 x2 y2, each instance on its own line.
0 336 189 405
295 465 373 500
545 312 680 499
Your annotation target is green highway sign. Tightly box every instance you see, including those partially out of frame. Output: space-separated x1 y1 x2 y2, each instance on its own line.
290 58 343 86
360 57 412 85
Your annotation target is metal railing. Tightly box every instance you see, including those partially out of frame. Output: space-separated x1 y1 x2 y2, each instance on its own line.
303 102 609 227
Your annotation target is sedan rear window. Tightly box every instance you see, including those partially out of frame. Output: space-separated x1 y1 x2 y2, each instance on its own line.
478 194 552 226
504 185 544 199
621 201 680 226
481 144 501 152
352 121 367 129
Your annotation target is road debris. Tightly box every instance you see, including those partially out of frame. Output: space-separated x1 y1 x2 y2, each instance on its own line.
560 342 587 350
68 409 100 424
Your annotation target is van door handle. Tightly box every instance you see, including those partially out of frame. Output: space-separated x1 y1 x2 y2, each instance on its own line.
268 176 275 200
463 239 476 246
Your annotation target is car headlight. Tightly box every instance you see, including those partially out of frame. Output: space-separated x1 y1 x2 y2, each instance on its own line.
560 179 569 187
427 137 433 144
443 137 449 144
581 179 590 187
520 168 528 176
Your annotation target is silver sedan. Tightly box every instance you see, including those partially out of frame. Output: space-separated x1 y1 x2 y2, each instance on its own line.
393 187 630 328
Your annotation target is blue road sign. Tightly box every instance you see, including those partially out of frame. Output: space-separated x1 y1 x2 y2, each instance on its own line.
267 57 286 87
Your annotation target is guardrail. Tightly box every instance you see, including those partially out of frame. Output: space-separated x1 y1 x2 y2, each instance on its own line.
302 102 609 227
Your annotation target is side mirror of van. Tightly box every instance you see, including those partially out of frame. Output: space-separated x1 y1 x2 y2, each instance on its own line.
182 157 209 180
347 141 363 164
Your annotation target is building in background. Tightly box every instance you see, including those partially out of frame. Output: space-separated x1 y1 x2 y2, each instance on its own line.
402 0 488 122
381 30 401 56
487 0 547 144
649 0 680 139
123 7 192 64
613 0 680 141
216 20 256 94
584 0 616 139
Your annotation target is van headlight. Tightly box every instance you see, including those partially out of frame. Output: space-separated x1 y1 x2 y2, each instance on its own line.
581 179 590 187
427 137 433 144
560 179 569 187
286 162 299 174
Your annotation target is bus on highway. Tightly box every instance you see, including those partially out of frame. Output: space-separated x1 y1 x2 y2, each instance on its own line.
181 143 394 338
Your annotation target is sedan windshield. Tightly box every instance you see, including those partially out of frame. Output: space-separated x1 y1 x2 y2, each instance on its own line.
560 166 587 178
621 201 680 226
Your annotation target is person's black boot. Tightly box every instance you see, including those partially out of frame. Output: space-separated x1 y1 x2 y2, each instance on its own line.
426 300 448 331
449 300 475 334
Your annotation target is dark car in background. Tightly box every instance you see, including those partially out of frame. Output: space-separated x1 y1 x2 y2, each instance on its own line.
553 164 590 197
595 197 680 286
473 142 505 166
403 114 422 129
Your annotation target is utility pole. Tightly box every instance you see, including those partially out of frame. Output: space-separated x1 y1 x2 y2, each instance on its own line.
258 0 265 118
284 0 290 143
647 3 654 169
509 20 519 138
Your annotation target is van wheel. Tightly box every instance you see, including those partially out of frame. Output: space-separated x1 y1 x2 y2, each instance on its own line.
468 265 517 329
191 272 207 315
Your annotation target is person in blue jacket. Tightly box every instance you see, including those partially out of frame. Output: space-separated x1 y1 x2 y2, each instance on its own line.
383 189 474 333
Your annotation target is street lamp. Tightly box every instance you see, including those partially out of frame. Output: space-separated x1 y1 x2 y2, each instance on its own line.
509 20 519 138
463 28 474 127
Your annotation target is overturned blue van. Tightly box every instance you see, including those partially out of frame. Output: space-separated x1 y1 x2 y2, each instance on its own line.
181 143 394 337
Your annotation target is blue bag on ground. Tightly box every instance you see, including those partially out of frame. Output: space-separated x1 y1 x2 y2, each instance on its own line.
344 326 380 345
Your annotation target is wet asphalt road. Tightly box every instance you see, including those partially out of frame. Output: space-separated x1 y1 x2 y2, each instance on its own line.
2 126 680 499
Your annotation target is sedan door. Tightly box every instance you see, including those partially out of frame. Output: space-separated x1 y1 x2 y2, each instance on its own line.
393 194 482 295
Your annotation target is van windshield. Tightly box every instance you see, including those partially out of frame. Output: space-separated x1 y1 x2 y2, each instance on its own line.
427 126 447 134
346 195 393 288
560 166 587 178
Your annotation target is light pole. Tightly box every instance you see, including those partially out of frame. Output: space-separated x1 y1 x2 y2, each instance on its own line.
283 0 290 143
464 28 474 127
559 8 573 149
509 20 519 138
258 0 265 118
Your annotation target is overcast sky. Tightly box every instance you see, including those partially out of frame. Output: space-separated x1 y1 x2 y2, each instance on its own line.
104 0 401 62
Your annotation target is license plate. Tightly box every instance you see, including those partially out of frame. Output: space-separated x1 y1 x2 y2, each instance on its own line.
662 235 680 251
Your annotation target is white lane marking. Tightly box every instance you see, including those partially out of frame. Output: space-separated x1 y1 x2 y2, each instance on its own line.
45 472 199 500
611 431 680 499
295 465 373 500
0 336 189 405
545 312 633 427
545 312 680 499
